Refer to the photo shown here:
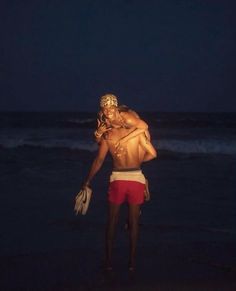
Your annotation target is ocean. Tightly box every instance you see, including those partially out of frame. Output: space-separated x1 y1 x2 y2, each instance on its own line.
1 111 236 155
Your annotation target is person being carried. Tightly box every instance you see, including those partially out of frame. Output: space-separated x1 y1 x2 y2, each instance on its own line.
82 94 157 272
94 93 151 146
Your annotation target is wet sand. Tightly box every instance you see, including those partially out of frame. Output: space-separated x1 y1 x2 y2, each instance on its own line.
0 147 236 290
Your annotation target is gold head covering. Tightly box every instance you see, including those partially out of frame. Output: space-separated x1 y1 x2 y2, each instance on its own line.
100 94 118 107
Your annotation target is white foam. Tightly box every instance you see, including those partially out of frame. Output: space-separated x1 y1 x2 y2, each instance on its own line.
154 138 236 154
67 118 94 124
0 138 98 152
1 128 236 154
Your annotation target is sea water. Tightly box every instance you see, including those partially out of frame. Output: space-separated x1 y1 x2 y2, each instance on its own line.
1 111 236 155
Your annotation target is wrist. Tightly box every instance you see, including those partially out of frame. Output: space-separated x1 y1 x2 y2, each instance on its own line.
95 130 103 138
83 180 90 187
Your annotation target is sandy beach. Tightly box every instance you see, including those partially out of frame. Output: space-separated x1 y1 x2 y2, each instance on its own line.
0 146 236 290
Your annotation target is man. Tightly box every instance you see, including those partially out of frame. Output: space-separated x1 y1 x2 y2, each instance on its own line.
83 94 157 271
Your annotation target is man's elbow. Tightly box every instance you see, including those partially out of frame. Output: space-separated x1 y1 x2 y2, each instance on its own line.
152 148 157 159
143 150 157 162
151 153 157 160
97 157 105 165
155 148 158 157
94 157 105 168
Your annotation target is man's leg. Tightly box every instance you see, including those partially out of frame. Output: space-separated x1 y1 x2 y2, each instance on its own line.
128 203 141 270
105 202 121 270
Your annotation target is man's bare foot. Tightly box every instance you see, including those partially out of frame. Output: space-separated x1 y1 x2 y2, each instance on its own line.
128 260 135 272
124 221 129 231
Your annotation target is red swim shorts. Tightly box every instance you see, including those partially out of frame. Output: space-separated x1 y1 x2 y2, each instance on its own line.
108 180 145 205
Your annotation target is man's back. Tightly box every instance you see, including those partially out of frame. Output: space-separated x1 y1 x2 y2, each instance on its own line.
105 127 154 170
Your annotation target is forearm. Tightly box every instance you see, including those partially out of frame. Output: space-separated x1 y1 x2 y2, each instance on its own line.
120 128 147 144
94 129 104 144
84 157 104 186
139 133 157 161
94 134 102 144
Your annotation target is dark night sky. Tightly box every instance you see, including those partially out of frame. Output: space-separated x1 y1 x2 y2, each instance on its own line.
0 0 236 112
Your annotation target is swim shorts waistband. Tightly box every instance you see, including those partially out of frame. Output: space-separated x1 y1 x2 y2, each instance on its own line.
112 167 141 172
110 170 145 184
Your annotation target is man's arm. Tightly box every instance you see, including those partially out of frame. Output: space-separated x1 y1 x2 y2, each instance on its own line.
139 133 157 162
83 138 109 187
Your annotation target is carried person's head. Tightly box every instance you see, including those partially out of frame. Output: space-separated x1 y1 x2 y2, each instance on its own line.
100 93 118 120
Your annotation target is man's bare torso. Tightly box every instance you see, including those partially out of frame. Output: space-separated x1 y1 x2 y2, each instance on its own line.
105 127 146 170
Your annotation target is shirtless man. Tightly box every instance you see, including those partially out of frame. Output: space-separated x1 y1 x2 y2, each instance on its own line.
83 95 157 271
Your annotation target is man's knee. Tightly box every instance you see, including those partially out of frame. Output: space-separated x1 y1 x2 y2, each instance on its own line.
110 214 119 225
128 208 140 228
108 204 120 224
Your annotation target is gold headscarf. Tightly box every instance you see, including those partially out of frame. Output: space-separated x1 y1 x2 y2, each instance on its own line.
100 94 118 107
